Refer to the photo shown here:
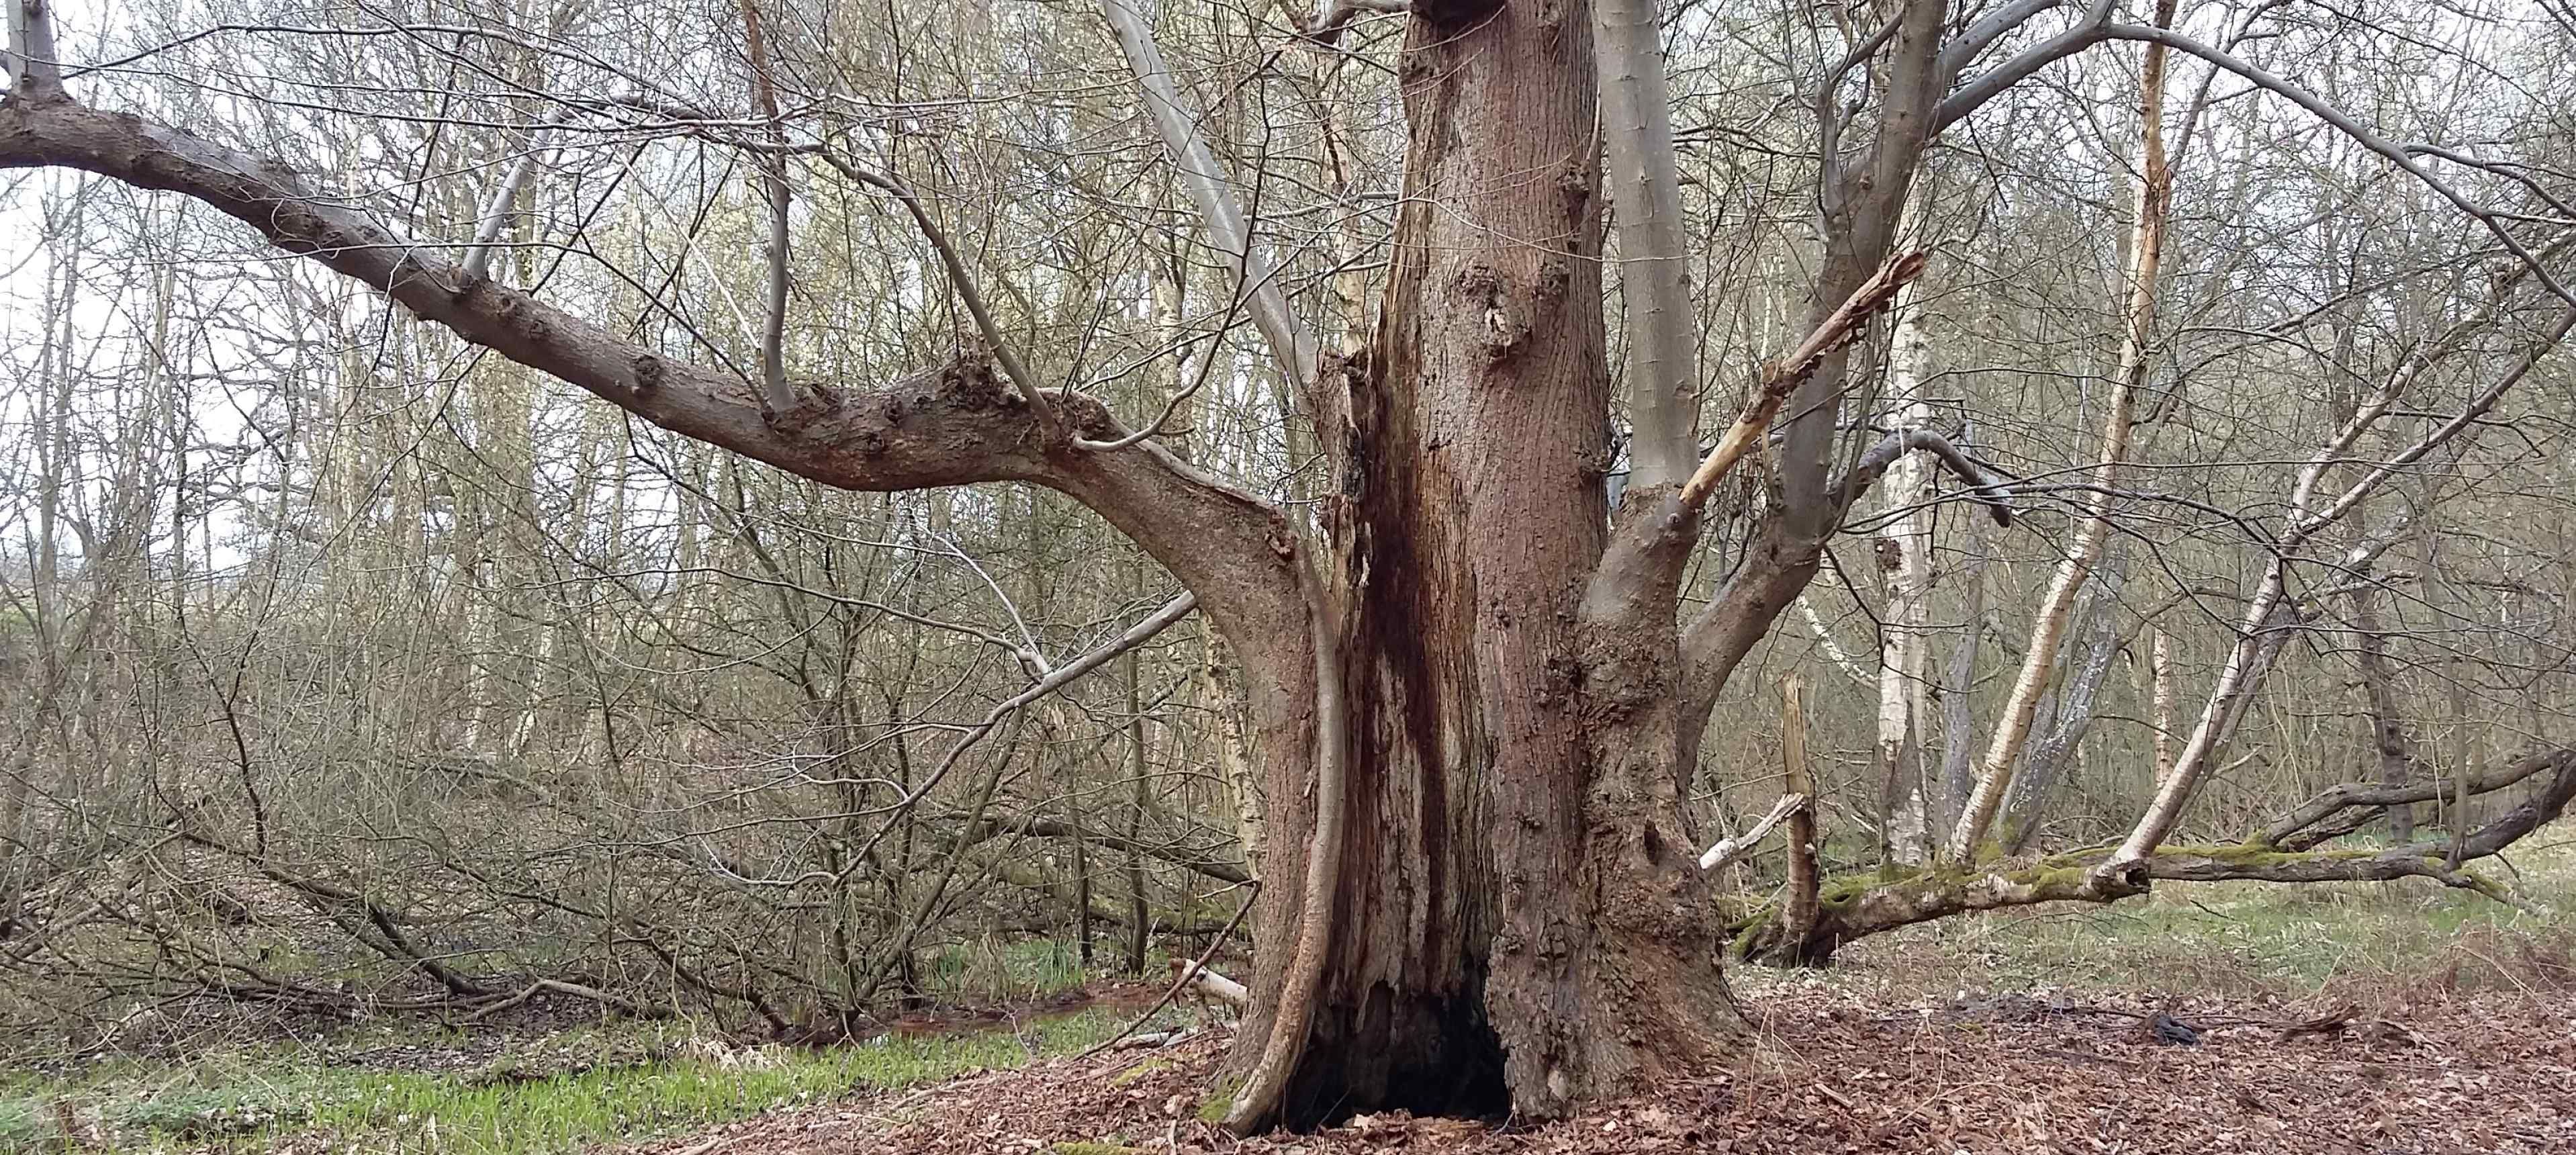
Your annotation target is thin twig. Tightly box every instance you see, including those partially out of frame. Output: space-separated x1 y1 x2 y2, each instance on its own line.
1078 882 1257 1060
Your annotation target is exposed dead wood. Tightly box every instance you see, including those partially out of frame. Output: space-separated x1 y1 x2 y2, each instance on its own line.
1172 960 1250 1007
1696 794 1811 872
1675 251 1930 514
1776 676 1823 965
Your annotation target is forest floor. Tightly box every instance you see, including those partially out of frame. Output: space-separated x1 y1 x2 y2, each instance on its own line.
6 841 2573 1153
623 840 2576 1155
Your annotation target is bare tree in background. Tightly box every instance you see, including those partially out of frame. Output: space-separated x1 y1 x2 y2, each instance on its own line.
8 0 2576 1132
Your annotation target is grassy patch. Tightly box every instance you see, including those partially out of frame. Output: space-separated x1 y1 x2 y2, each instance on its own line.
1753 837 2576 1002
0 1006 1189 1154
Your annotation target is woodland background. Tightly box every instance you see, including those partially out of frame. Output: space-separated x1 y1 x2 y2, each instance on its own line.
3 0 2574 1065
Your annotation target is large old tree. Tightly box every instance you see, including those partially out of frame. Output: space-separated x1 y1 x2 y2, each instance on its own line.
9 0 2571 1133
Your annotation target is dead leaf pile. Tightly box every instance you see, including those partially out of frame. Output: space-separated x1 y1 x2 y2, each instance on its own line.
620 986 2576 1154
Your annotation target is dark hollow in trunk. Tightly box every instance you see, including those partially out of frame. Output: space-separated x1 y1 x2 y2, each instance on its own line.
1220 1 1744 1128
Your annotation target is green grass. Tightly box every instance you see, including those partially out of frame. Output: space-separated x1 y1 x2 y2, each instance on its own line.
920 935 1105 1002
0 1006 1190 1154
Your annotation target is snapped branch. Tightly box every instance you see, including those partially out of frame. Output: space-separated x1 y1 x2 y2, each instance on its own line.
1675 250 1929 515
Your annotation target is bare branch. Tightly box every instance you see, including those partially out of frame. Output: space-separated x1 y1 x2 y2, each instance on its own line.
2253 747 2567 850
1696 794 1809 872
738 0 795 413
1675 250 1928 514
1930 0 2115 134
1835 426 2017 526
812 150 1064 439
1101 0 1317 393
2100 22 2576 309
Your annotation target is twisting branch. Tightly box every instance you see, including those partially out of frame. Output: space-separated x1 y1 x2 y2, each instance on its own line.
2252 747 2567 851
1834 426 2017 526
1222 557 1346 1135
1935 0 2082 86
1930 0 2115 134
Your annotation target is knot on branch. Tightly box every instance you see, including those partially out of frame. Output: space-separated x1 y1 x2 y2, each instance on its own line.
925 348 1019 413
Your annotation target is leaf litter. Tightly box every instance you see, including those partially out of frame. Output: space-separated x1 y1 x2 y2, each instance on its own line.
615 983 2576 1155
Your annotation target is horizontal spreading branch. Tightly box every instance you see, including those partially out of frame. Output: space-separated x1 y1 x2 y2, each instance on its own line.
948 810 1252 884
2254 747 2576 854
1732 746 2575 964
1 72 1316 690
1835 426 2016 526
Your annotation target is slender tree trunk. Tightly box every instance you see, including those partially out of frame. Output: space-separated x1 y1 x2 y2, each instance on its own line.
1875 265 1939 866
1998 553 2125 853
2348 524 2416 841
1934 500 1994 839
1123 641 1150 975
2149 627 2176 789
1949 0 2178 859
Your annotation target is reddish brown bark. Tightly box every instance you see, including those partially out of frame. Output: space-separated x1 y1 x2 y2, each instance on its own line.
1208 0 1778 1126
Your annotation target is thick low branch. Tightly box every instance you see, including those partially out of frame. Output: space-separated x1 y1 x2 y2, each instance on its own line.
0 87 1312 702
0 101 1038 481
1731 748 2575 964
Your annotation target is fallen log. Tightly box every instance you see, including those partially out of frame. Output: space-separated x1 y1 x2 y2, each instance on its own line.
1726 746 2573 966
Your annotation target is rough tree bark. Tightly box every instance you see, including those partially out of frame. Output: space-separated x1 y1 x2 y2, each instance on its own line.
1217 1 1746 1124
1 0 2046 1131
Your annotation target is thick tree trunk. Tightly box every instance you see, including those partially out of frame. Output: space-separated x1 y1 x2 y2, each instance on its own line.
1220 0 1739 1128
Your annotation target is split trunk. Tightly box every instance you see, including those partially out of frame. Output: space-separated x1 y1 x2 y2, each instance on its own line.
1217 2 1742 1128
